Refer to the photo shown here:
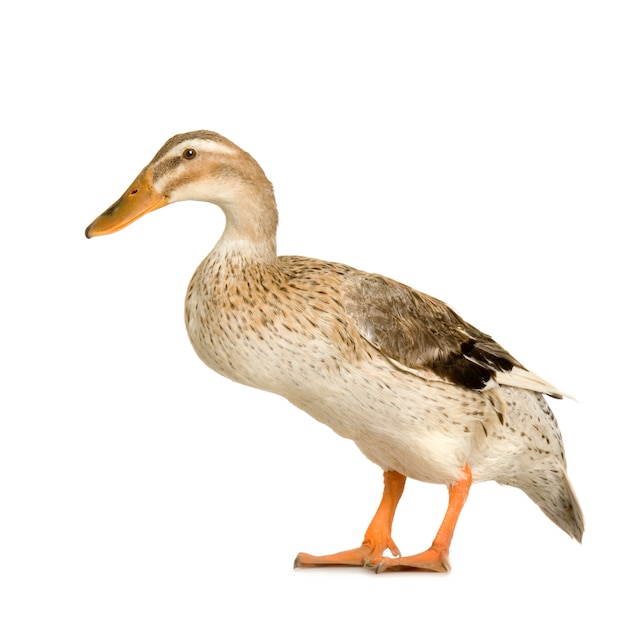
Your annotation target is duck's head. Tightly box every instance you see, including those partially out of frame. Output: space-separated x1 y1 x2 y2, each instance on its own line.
85 131 277 248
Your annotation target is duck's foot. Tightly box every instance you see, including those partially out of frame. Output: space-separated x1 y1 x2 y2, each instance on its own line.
295 465 470 574
376 546 450 573
375 464 472 574
295 470 406 569
294 538 401 569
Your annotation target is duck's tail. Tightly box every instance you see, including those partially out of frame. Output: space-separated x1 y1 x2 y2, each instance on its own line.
520 468 584 542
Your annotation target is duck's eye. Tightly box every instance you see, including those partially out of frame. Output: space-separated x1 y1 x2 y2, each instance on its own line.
183 148 197 160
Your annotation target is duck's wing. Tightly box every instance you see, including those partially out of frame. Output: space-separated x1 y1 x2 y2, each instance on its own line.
343 273 568 399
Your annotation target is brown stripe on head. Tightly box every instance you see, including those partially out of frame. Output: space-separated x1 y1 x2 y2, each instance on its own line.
149 130 245 187
150 130 232 163
152 155 183 185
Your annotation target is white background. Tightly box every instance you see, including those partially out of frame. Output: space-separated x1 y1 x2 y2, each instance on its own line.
1 2 624 624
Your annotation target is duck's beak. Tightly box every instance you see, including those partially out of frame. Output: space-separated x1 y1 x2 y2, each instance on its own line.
85 167 169 238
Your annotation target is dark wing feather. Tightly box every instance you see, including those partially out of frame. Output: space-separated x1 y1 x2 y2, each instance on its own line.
344 273 523 391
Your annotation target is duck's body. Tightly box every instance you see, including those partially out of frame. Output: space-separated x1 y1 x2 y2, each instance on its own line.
187 253 566 490
86 130 583 572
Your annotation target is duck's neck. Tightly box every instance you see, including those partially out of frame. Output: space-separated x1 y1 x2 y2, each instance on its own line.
212 185 278 264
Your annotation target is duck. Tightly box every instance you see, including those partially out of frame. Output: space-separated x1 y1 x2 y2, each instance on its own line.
85 130 584 572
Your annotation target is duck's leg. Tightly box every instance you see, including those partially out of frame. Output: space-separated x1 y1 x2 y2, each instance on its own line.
294 470 406 568
376 464 472 573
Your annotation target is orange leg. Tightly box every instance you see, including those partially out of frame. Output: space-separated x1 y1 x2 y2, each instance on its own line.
377 464 472 573
294 470 407 568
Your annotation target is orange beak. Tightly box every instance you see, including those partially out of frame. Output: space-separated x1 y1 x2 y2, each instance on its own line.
85 167 169 238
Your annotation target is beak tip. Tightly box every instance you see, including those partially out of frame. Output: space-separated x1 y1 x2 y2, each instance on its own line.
85 225 92 239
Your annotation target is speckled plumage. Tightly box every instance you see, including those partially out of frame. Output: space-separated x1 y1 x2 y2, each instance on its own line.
185 252 582 539
86 131 584 570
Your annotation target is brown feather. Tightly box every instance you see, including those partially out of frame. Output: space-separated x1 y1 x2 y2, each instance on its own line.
343 273 523 390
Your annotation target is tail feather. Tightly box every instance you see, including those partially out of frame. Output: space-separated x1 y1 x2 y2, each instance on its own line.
521 470 584 542
494 366 575 400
